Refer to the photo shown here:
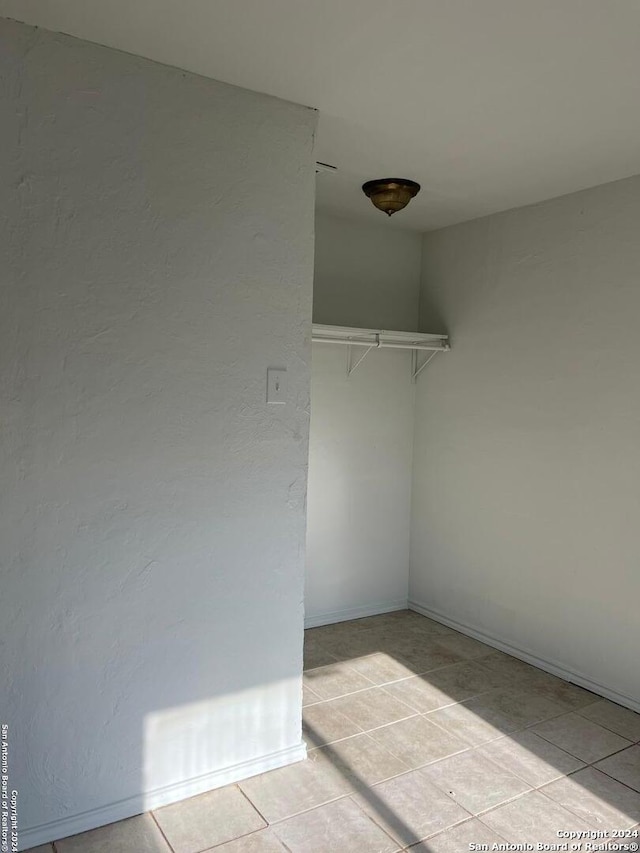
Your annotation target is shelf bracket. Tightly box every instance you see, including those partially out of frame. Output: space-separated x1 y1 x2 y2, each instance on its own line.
347 340 377 376
311 326 449 379
411 349 440 382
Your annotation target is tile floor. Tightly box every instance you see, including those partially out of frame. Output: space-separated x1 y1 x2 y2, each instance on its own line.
28 611 640 852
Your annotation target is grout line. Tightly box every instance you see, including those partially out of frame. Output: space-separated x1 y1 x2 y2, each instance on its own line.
426 813 514 849
574 704 640 742
302 683 387 702
149 808 177 852
236 782 270 827
408 602 640 713
40 614 636 853
346 793 413 850
157 795 281 853
466 787 533 820
265 792 352 827
530 727 634 766
589 749 640 789
305 615 640 840
204 826 274 852
305 709 421 746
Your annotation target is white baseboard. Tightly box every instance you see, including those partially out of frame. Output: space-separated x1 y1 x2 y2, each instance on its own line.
18 742 306 852
305 599 408 629
408 598 640 714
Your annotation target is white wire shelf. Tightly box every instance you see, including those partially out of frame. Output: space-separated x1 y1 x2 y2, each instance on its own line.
311 324 450 380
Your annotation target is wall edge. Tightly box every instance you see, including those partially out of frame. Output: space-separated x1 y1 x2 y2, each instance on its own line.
18 742 307 851
408 598 640 713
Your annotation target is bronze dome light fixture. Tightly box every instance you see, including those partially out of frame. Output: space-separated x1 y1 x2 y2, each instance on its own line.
362 178 421 217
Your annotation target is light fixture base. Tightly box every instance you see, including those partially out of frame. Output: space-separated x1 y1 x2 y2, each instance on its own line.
362 178 420 216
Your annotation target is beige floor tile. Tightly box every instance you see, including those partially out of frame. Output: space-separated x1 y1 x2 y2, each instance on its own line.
478 652 551 689
304 625 339 642
480 790 593 843
422 750 530 814
370 715 468 769
407 817 506 852
303 644 338 671
352 769 469 847
364 612 441 636
579 700 640 742
542 766 640 830
313 733 410 786
330 686 417 731
212 828 288 852
302 700 363 746
596 746 640 792
362 618 418 637
272 797 399 853
465 687 567 728
320 734 410 790
431 633 494 660
406 615 457 636
426 660 507 699
56 814 170 852
364 620 442 643
312 631 382 661
389 639 464 674
359 611 415 629
55 619 638 853
305 623 375 658
383 674 458 714
356 640 412 662
348 652 416 685
309 619 381 649
23 847 54 853
427 700 519 746
532 713 632 763
239 748 353 823
302 660 374 700
153 786 265 853
532 674 598 711
477 730 585 787
306 620 371 643
384 661 500 714
302 684 321 707
304 627 336 642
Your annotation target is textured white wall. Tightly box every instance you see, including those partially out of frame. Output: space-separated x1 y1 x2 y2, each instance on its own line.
313 212 422 331
306 345 415 625
411 174 640 709
0 18 316 847
306 216 422 625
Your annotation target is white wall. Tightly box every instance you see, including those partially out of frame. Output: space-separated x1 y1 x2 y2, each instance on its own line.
306 345 416 625
306 215 422 625
313 212 422 331
0 19 316 848
411 174 640 709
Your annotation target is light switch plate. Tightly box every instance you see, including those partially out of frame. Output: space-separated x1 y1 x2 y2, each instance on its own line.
267 368 287 404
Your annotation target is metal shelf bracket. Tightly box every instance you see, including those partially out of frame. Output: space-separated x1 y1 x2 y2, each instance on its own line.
347 334 380 375
411 349 439 382
311 324 450 381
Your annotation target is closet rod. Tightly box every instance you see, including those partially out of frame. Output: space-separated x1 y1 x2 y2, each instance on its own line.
312 335 449 352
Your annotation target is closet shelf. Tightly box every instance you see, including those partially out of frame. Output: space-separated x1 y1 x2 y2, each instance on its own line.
311 324 450 380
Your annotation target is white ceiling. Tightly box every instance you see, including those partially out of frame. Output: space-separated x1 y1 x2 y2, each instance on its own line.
4 0 640 231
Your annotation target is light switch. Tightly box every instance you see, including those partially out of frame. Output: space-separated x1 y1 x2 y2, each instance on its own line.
267 368 287 404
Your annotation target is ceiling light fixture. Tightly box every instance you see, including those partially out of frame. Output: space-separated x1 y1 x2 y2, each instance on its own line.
362 178 420 217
